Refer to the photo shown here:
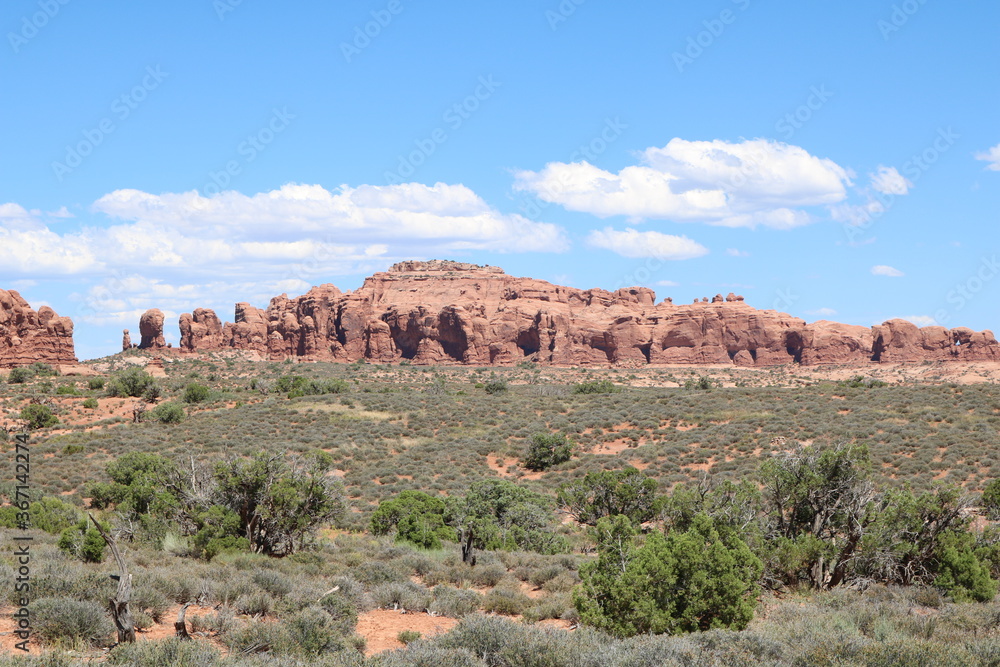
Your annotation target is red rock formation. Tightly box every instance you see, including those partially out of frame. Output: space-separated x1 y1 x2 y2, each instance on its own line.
179 308 225 352
138 309 166 349
122 329 132 351
171 261 1000 367
0 289 76 368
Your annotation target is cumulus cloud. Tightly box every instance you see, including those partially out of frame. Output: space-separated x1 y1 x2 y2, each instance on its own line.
513 138 851 229
976 143 1000 171
806 307 838 318
870 166 912 195
871 265 904 277
93 182 567 252
0 182 568 281
587 227 709 260
726 248 750 257
3 182 570 327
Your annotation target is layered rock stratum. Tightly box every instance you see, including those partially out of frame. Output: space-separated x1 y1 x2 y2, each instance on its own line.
0 289 76 368
134 260 1000 367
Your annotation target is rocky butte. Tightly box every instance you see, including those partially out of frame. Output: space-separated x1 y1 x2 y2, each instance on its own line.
0 289 76 368
127 260 998 367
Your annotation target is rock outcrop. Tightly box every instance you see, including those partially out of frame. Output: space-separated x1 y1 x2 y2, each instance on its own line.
0 289 76 368
170 260 1000 367
138 309 166 349
122 329 132 350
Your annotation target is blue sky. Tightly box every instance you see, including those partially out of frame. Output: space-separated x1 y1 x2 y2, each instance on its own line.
1 0 998 360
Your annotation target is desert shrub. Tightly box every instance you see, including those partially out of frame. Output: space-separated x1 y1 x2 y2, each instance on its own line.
484 377 508 395
575 513 762 637
105 638 221 666
933 531 998 602
557 467 661 526
573 379 619 394
183 383 211 404
275 375 349 396
430 586 481 617
522 433 573 471
982 479 1000 520
398 630 422 645
252 569 294 597
34 597 113 646
286 605 348 655
20 403 58 429
458 478 568 554
28 497 81 534
142 383 163 402
30 362 59 376
377 643 482 667
224 619 294 655
87 377 105 390
57 519 106 563
55 385 77 395
318 592 359 635
150 402 185 424
839 375 888 389
684 376 714 390
482 587 531 616
372 582 432 612
7 367 32 384
371 490 454 549
82 397 98 409
235 591 275 616
105 366 156 398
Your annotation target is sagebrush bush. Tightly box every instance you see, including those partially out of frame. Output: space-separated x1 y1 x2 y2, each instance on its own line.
34 597 113 647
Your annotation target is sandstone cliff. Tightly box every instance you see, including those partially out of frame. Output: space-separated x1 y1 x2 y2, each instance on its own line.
0 290 76 368
155 261 999 367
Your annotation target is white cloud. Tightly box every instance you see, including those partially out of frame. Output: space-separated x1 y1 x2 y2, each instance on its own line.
587 227 709 260
726 248 750 257
975 143 1000 171
93 183 567 252
806 307 837 317
870 166 912 195
830 199 885 227
0 182 568 281
656 280 680 287
871 265 904 277
513 138 851 229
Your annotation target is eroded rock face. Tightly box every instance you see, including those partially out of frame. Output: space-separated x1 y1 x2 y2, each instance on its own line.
171 261 1000 366
138 309 166 349
122 329 132 351
0 290 76 368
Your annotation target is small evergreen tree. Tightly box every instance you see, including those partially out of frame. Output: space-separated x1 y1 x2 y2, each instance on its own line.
523 433 573 471
575 513 763 638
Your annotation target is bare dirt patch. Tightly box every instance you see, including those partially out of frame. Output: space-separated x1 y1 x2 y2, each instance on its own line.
356 610 458 655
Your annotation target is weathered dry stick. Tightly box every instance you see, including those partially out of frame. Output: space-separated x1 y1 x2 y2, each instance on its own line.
175 603 191 639
88 514 136 644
